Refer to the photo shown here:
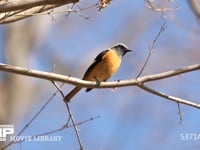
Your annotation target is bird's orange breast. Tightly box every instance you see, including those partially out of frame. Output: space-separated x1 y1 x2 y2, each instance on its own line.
84 49 121 81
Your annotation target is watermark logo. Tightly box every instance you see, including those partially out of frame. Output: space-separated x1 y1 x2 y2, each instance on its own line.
0 124 62 142
10 135 62 142
0 125 14 141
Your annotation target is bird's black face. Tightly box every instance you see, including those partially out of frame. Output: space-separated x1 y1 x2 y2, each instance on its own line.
112 43 132 57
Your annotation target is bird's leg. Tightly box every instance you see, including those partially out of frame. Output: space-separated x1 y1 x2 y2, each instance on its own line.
93 76 101 88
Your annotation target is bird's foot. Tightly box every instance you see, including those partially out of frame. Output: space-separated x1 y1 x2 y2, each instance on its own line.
93 76 101 87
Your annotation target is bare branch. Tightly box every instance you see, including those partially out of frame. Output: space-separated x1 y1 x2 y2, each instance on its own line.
0 0 78 13
0 0 79 24
145 0 180 12
177 102 183 125
0 4 60 24
138 84 200 109
1 84 64 150
188 0 200 20
0 63 200 89
137 22 167 77
1 116 100 150
52 81 84 150
0 0 112 24
0 63 200 109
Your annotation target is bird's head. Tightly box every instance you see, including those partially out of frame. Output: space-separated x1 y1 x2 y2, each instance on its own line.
111 43 132 57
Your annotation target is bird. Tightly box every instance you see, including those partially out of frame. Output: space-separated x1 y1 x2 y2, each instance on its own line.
64 43 132 103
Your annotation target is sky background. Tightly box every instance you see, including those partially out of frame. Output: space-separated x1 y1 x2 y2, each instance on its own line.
1 0 200 150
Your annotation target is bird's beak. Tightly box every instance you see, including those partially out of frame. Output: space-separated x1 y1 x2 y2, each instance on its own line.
126 49 132 52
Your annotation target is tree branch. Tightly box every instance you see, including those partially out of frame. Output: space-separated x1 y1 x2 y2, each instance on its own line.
51 81 83 150
1 115 99 150
0 0 78 13
145 0 180 12
138 84 200 109
0 0 79 24
0 63 200 88
137 22 167 77
0 63 200 109
0 4 60 24
188 0 200 20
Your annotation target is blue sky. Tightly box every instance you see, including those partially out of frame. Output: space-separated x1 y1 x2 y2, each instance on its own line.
1 0 200 150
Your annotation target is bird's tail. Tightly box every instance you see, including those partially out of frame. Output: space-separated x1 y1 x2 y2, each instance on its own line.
64 87 82 103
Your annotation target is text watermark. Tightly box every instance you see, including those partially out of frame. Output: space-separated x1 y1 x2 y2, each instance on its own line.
180 133 200 141
0 125 14 141
0 124 62 142
10 135 62 142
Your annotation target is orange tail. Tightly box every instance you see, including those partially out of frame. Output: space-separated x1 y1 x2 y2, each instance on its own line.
64 87 82 103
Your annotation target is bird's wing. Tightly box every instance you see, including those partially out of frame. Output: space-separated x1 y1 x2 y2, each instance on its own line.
83 50 108 79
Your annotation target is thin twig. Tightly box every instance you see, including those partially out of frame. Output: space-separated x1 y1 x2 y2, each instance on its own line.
51 81 84 150
177 102 183 125
138 84 200 109
137 22 167 77
2 116 100 147
19 142 22 150
145 0 180 12
65 3 76 19
1 84 63 150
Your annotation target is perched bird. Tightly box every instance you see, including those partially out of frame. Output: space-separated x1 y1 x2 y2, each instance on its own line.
64 43 132 103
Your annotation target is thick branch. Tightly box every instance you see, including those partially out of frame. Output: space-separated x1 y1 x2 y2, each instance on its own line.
188 0 200 19
0 4 63 24
0 0 78 13
0 63 200 109
0 0 79 24
0 63 200 88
